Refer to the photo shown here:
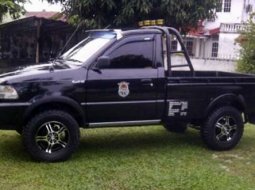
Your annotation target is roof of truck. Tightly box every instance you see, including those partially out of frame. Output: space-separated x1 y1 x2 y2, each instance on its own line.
122 28 162 36
87 28 162 37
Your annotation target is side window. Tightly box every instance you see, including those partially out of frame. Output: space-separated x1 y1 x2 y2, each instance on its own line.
224 0 231 12
211 42 219 58
185 40 194 56
108 41 154 69
216 0 223 12
171 40 178 51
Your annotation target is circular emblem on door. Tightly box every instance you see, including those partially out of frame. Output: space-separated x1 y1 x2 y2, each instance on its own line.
118 82 130 98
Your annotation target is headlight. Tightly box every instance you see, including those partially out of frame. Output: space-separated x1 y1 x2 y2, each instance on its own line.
0 85 19 99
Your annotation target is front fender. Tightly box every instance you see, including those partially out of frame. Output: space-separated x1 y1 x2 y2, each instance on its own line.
23 96 86 126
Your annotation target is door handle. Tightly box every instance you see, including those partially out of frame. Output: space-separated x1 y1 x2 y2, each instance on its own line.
141 79 152 83
141 79 154 87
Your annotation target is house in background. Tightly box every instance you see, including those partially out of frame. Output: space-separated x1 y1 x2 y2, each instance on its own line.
184 0 254 61
0 11 81 66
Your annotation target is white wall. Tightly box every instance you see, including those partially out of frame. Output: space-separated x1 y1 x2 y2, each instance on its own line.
200 33 241 60
171 56 237 72
200 37 221 59
218 33 241 59
216 0 245 23
203 38 214 58
242 0 255 21
191 58 237 72
201 0 252 60
204 0 253 30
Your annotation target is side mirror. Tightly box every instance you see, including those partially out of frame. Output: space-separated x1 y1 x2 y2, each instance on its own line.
97 56 110 69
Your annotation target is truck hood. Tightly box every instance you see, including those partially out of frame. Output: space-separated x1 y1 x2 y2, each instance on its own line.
0 62 74 84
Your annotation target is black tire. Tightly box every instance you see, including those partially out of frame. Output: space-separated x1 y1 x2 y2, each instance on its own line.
201 106 244 151
23 110 80 162
163 121 187 133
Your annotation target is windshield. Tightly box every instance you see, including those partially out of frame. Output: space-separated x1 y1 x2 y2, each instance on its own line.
60 32 117 66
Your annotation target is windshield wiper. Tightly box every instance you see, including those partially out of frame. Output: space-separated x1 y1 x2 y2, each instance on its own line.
53 58 64 63
65 59 83 63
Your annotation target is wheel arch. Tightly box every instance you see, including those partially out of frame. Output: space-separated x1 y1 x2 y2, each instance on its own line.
205 93 247 120
23 96 86 127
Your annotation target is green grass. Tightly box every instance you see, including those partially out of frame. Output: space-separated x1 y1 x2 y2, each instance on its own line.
0 125 255 190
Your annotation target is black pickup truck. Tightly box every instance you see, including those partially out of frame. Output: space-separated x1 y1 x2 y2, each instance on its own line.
0 26 254 162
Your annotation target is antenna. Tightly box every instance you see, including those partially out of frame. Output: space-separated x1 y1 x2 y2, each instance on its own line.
56 21 84 59
55 22 111 60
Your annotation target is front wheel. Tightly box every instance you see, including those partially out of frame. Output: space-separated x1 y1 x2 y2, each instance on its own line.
201 106 244 151
23 110 80 162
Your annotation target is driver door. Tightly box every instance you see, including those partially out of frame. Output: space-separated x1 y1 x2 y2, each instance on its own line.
86 35 159 123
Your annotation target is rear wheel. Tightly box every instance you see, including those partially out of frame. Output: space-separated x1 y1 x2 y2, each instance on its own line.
23 110 80 162
201 106 244 150
163 121 187 133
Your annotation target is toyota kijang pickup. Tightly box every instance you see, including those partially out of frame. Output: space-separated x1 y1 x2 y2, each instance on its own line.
0 26 255 162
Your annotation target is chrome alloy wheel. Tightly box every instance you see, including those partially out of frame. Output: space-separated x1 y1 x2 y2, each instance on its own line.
35 121 69 154
215 116 237 142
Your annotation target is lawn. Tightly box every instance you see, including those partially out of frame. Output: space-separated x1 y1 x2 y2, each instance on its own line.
0 125 255 190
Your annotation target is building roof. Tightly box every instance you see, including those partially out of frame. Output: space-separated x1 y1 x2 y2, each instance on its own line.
206 27 220 36
0 16 73 33
25 11 57 18
188 21 220 37
188 26 205 37
25 11 66 21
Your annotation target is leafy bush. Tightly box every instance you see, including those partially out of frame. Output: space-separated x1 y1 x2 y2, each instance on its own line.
237 14 255 73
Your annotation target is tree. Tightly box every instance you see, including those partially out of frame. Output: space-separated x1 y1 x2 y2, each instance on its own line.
47 0 217 31
237 14 255 74
0 0 26 22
